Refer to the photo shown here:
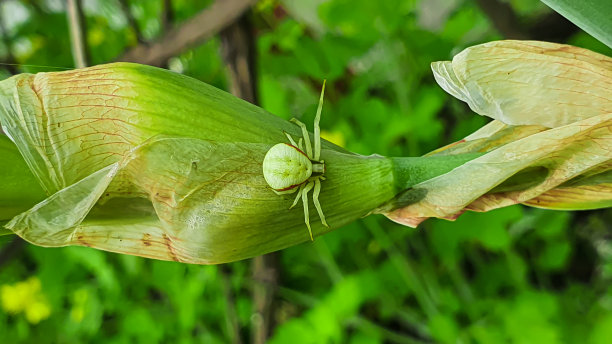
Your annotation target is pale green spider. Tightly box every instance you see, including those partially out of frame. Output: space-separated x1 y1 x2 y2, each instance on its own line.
262 81 329 241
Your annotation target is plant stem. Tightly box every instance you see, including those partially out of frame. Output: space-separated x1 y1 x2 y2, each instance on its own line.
391 152 484 191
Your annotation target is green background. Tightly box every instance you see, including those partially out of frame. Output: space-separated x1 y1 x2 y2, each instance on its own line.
1 0 612 343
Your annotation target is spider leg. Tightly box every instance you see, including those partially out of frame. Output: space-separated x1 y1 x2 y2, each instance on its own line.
312 178 328 227
298 138 304 151
314 80 326 161
273 187 298 196
301 182 315 241
290 184 305 209
290 118 313 159
284 132 299 147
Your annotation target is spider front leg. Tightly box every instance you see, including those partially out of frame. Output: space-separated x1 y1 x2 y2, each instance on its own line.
284 132 299 147
290 118 313 159
313 80 326 161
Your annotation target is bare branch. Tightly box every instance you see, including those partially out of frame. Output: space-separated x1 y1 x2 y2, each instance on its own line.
220 15 258 104
219 13 278 344
220 265 244 344
474 0 528 39
118 0 257 67
0 237 24 270
66 0 89 68
161 0 174 33
251 253 279 344
528 11 580 42
117 0 145 44
475 0 580 42
0 2 18 75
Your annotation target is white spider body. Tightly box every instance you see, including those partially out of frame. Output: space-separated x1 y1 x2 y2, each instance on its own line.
263 143 312 191
262 81 329 241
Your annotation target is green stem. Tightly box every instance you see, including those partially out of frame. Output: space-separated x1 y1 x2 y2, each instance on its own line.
373 152 484 212
391 152 484 191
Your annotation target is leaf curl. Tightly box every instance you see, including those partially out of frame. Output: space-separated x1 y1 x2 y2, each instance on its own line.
384 41 612 227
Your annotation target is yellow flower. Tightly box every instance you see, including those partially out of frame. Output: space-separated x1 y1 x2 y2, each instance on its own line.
70 288 89 323
25 300 51 324
0 277 51 324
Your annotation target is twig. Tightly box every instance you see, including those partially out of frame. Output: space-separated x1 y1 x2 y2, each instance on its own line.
220 265 243 344
117 0 145 44
219 14 278 343
118 0 257 67
21 0 45 15
220 15 258 104
66 0 89 68
0 237 24 270
161 0 174 33
250 253 279 344
527 11 580 42
0 2 18 74
475 0 580 42
474 0 528 39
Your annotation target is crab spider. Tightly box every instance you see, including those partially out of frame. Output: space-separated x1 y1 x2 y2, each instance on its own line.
262 81 329 241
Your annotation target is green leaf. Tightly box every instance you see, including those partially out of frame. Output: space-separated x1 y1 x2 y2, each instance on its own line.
428 313 458 344
541 0 612 49
0 135 46 222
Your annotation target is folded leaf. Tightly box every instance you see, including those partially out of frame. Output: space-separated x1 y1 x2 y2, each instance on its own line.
431 40 612 128
6 136 395 263
0 63 346 195
384 40 612 227
0 65 399 263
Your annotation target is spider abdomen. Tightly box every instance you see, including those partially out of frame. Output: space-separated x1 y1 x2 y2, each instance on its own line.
263 143 313 190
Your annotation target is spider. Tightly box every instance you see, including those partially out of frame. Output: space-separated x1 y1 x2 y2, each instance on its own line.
262 81 329 241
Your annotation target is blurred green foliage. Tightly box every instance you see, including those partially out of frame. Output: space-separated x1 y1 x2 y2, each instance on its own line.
1 0 612 343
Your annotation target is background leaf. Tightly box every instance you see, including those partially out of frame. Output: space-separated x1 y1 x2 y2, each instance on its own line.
1 0 612 343
541 0 612 49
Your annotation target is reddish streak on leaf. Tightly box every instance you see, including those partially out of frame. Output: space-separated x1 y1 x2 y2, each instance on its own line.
162 233 179 262
142 233 152 247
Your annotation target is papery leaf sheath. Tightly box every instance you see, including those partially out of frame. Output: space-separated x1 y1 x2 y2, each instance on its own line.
384 41 612 227
0 64 396 263
5 137 395 264
431 40 612 128
0 63 346 194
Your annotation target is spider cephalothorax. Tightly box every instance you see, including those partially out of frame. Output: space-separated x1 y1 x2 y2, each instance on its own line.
262 82 329 240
